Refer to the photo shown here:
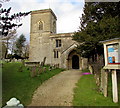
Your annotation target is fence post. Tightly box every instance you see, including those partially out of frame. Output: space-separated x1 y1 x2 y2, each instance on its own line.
112 69 118 103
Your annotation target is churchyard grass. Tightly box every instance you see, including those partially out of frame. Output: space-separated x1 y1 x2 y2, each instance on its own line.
81 69 90 72
2 62 64 106
73 70 119 106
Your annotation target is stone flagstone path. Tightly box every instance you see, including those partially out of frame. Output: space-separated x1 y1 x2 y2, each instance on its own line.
29 70 81 106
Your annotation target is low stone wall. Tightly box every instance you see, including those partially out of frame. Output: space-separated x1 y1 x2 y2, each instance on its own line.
27 63 59 78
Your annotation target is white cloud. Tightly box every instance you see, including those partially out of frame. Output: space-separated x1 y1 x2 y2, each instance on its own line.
2 0 85 41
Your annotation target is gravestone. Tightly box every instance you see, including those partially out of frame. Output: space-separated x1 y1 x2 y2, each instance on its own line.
43 67 47 72
41 57 46 66
30 66 37 77
88 65 93 74
38 66 43 75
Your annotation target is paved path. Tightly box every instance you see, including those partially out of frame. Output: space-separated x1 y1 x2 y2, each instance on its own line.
29 70 82 106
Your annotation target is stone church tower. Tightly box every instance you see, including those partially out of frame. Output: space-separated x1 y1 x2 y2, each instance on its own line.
29 9 57 64
29 9 88 70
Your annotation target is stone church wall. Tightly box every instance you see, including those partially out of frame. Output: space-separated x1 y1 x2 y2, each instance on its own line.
29 9 88 70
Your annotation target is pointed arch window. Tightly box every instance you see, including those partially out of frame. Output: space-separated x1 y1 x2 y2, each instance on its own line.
38 21 43 30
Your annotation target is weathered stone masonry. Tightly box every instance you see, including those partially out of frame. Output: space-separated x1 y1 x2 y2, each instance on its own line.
29 9 88 70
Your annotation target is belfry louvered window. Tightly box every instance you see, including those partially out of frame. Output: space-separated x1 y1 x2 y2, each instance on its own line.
39 21 43 30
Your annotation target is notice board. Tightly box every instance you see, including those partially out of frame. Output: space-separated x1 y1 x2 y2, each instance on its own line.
107 43 120 64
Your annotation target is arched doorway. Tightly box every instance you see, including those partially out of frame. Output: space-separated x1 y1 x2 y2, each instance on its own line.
67 50 81 69
72 55 79 69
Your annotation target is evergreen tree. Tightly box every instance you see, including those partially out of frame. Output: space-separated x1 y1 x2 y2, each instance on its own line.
73 2 120 61
1 29 17 58
14 34 26 56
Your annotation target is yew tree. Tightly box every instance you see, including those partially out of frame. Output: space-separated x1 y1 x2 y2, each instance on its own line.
73 2 120 61
14 34 26 56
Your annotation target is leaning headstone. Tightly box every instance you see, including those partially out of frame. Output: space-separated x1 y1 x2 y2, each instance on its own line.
40 57 46 66
30 66 37 77
37 66 42 75
43 57 46 66
40 62 44 67
43 67 47 72
3 97 24 108
88 65 93 74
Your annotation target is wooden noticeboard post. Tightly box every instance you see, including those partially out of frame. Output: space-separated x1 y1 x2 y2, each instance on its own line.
101 38 120 103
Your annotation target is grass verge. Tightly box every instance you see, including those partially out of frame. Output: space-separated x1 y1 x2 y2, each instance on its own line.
2 62 64 106
73 72 119 106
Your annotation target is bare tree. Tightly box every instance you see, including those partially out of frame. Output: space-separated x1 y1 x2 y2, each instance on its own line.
0 41 7 59
1 29 17 58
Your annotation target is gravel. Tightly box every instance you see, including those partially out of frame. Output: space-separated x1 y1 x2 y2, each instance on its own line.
29 70 81 106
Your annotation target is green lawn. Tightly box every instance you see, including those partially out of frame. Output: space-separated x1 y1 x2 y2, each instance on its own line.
73 71 119 106
2 62 64 106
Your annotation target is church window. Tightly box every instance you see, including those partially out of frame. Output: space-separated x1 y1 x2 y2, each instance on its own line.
56 40 61 47
54 50 59 58
39 21 43 30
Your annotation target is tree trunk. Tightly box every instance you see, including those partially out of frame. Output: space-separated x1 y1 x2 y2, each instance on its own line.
5 39 9 59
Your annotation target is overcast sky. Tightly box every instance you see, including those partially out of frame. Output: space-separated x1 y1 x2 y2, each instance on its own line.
2 0 85 41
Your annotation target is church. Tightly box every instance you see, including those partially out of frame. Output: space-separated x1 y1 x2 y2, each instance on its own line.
29 9 88 70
